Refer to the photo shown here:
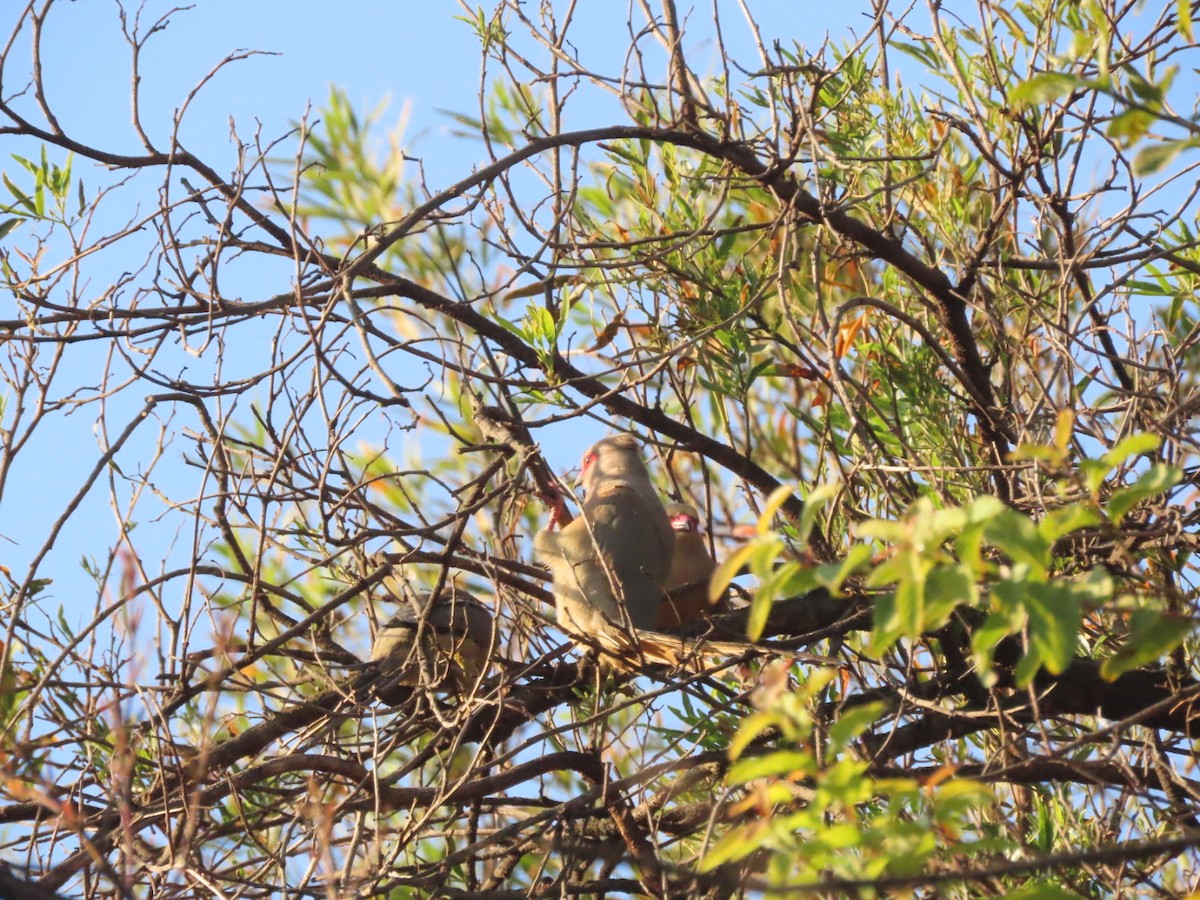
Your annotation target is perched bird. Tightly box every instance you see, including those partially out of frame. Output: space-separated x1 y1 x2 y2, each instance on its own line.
656 502 730 631
369 587 494 695
533 434 675 638
533 437 836 671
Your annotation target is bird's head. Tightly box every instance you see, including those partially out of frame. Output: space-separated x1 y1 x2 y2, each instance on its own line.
575 433 649 494
665 502 702 533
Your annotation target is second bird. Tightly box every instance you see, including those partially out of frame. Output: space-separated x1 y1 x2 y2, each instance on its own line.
369 586 494 695
656 502 729 630
534 434 675 636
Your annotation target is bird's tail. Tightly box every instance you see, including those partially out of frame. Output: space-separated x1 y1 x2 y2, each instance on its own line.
591 627 836 672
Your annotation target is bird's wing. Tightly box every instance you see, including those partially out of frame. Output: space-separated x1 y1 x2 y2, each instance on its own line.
425 591 490 637
582 487 674 628
585 487 673 572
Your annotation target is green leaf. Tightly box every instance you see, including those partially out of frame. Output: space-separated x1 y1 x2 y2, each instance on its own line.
745 577 777 642
698 821 767 870
1014 646 1045 687
2 172 35 214
956 495 1007 574
727 750 814 784
891 40 941 69
1106 108 1155 146
1038 503 1101 544
797 481 839 545
524 306 557 344
1030 795 1056 851
856 516 908 543
1025 582 1083 674
926 504 969 544
1126 71 1165 106
1100 608 1193 679
872 547 929 641
1080 458 1110 494
1053 409 1074 452
1004 883 1088 899
1010 72 1083 108
869 591 901 655
1107 464 1183 524
727 710 784 761
0 218 19 241
814 543 873 592
490 311 526 339
828 702 885 751
1133 138 1196 175
1010 442 1067 464
758 483 797 535
984 508 1049 573
1102 433 1160 467
55 601 73 638
972 595 1024 686
1126 279 1170 297
925 563 977 627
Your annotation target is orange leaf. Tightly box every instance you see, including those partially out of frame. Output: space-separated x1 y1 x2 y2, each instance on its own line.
747 201 772 223
839 258 861 285
921 763 960 789
835 310 869 358
589 313 625 351
501 274 577 302
775 363 819 380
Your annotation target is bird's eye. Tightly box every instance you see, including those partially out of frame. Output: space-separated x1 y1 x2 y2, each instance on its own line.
581 452 596 470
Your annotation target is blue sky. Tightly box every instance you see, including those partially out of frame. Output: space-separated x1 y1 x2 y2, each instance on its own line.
25 2 871 190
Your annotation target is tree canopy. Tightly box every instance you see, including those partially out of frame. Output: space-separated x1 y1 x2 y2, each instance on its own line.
3 0 1200 896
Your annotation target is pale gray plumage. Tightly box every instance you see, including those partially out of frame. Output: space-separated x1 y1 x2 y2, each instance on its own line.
369 587 493 693
529 437 843 670
533 434 675 637
535 448 837 669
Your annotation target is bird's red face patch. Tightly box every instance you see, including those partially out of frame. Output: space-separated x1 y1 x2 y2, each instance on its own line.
580 451 597 474
671 512 699 532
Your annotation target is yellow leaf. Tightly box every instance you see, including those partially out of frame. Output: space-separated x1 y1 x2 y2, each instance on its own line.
757 484 796 536
710 541 758 603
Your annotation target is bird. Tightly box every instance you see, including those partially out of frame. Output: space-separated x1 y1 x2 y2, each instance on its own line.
533 434 675 638
655 502 731 631
368 586 494 695
533 437 836 672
